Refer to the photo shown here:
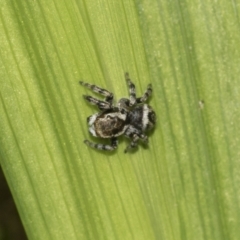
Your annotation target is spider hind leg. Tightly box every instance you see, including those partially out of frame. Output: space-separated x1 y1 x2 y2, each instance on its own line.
84 138 118 151
83 95 111 110
80 81 114 103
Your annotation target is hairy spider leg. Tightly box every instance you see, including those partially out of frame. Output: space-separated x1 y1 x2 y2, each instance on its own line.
136 83 153 103
117 98 131 113
124 127 148 153
79 81 114 103
83 95 112 110
125 72 136 106
84 137 118 151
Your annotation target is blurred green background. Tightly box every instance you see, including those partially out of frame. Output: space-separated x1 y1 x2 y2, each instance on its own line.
1 0 240 239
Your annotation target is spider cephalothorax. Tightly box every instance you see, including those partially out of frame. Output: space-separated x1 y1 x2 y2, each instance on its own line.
80 72 156 153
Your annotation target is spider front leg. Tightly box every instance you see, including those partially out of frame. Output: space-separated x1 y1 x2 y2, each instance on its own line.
79 81 114 104
124 128 148 153
125 72 136 106
84 137 118 151
136 83 153 103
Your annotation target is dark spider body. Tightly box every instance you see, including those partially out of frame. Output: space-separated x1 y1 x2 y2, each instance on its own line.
80 73 156 153
127 104 156 132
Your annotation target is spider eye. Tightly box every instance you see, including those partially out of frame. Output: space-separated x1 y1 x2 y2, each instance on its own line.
149 110 156 124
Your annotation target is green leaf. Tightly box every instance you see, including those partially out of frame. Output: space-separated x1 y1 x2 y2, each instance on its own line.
0 0 240 239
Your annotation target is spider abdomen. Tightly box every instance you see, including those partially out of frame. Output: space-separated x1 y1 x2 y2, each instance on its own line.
88 110 128 138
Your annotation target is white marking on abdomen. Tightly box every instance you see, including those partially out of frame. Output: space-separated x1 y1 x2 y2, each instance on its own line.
88 114 98 126
89 126 97 137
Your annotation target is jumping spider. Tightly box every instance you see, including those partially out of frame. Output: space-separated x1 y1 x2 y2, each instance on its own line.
80 72 156 153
